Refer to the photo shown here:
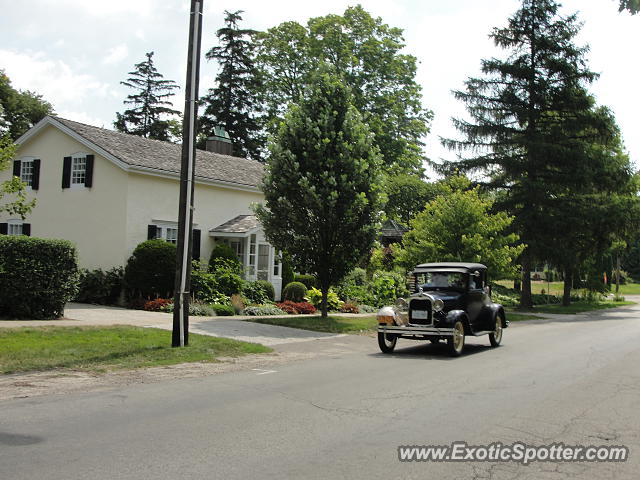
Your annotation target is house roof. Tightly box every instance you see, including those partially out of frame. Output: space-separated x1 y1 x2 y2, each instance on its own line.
381 219 409 238
18 116 264 191
210 214 260 234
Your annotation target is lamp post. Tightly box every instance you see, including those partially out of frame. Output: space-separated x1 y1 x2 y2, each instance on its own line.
173 0 204 347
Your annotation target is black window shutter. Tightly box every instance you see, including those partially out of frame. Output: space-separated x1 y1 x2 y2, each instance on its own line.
13 160 21 178
22 223 31 236
192 229 201 261
147 224 158 240
62 156 72 188
85 155 94 187
31 159 41 190
0 223 7 235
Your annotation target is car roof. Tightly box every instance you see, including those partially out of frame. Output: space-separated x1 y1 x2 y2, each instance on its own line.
413 262 487 274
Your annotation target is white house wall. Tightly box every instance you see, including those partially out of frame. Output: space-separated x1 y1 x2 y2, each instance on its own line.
0 125 128 269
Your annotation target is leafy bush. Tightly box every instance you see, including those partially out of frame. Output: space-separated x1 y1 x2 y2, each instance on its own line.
243 280 272 304
367 272 409 307
242 305 286 316
256 280 275 301
294 274 317 289
335 267 369 302
358 304 378 313
211 303 235 316
209 243 241 271
124 240 176 299
306 287 343 311
0 236 79 319
275 300 317 315
143 298 172 312
230 293 245 314
340 302 360 314
283 281 307 302
212 261 245 297
281 254 295 292
162 301 215 316
75 267 124 305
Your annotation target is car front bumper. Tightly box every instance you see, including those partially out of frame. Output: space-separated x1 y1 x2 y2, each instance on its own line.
378 325 455 336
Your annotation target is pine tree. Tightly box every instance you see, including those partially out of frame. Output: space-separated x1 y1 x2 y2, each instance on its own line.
200 10 264 160
442 0 609 307
114 52 180 141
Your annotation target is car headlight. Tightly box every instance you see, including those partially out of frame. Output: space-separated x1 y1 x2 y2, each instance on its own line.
433 299 444 312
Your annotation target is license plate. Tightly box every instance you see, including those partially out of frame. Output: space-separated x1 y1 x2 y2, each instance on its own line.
412 310 429 320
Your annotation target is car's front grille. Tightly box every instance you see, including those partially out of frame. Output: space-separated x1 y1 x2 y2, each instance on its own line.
409 299 432 325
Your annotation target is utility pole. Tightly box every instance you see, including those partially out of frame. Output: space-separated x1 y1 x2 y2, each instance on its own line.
173 0 204 347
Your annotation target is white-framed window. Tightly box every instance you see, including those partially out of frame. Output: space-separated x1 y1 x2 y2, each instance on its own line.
154 225 178 244
8 223 23 235
20 160 34 186
3 219 30 236
71 155 87 186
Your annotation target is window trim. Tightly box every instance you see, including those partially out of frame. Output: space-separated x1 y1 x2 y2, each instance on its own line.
70 153 88 189
18 157 36 190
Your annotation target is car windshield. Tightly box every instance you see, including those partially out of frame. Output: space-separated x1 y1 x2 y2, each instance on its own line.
416 272 466 291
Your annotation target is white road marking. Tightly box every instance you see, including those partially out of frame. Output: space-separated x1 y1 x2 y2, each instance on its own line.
251 369 277 375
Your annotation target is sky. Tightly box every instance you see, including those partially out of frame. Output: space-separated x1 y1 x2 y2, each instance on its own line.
0 0 637 171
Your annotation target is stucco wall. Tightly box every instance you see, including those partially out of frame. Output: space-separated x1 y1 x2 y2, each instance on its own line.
0 125 128 269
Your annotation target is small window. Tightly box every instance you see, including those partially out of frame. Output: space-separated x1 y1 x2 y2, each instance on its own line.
71 156 87 185
154 225 178 244
20 160 34 186
8 223 23 235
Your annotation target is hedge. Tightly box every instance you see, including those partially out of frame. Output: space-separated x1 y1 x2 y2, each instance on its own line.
124 240 176 299
0 236 79 319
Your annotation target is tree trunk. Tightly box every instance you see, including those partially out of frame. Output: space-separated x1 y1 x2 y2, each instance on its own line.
514 278 521 292
562 268 572 306
320 283 329 319
520 260 533 309
615 255 621 294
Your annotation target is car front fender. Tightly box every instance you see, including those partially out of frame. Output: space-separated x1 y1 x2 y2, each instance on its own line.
444 310 471 334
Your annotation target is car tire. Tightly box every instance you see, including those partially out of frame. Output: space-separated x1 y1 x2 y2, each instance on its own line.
447 321 465 356
489 313 504 347
378 332 397 353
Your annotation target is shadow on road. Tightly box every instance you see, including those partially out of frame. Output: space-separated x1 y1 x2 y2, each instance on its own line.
368 340 492 361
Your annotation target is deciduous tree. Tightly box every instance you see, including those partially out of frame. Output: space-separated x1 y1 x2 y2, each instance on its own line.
0 135 35 218
0 70 53 140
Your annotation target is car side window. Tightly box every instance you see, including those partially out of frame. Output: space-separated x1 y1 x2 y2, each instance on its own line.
471 272 484 290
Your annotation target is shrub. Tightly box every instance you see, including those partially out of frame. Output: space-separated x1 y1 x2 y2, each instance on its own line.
243 280 272 305
306 287 343 311
124 240 176 299
358 304 378 313
293 301 316 314
230 293 245 314
276 301 299 314
75 267 124 305
368 272 409 307
211 303 235 316
0 237 79 319
256 280 275 301
283 281 307 302
209 243 241 271
143 298 172 312
281 254 295 292
163 301 215 316
212 263 245 297
242 305 286 316
340 302 360 314
294 274 317 289
335 267 369 302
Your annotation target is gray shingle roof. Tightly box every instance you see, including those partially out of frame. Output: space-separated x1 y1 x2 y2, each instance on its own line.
53 117 264 189
210 215 260 233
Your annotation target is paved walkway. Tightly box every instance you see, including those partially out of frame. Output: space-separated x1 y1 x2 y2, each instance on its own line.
0 303 348 347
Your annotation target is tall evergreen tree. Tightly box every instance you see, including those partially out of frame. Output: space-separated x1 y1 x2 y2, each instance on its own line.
114 52 180 141
200 10 264 160
255 66 384 317
442 0 609 307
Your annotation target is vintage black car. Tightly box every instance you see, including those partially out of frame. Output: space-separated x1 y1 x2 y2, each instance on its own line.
377 262 507 356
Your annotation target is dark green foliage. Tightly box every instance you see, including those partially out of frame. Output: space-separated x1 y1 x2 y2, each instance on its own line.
209 243 241 271
210 259 244 296
383 173 440 225
200 10 264 159
0 236 79 319
1 135 36 218
211 304 235 316
0 70 54 140
282 282 307 302
255 280 275 301
124 240 176 299
242 281 270 305
114 52 180 141
75 267 124 305
281 253 295 290
255 67 385 317
190 266 221 303
293 274 317 290
256 5 432 174
618 0 639 14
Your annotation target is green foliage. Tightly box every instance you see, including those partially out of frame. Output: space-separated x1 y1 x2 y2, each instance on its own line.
163 300 217 316
124 240 176 299
384 173 440 225
256 6 432 174
293 274 317 290
395 176 525 280
211 261 244 297
75 267 124 305
114 52 180 141
209 243 241 272
211 304 235 316
618 0 639 14
0 236 79 319
242 305 286 316
200 10 264 159
281 252 295 290
335 267 369 303
282 281 307 302
242 280 273 304
0 70 54 140
306 287 343 311
1 135 36 218
254 66 385 317
368 272 409 307
255 280 275 301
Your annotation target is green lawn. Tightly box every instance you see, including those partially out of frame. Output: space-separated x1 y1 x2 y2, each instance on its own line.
505 312 543 322
496 280 640 297
245 315 378 333
0 326 271 374
520 300 634 315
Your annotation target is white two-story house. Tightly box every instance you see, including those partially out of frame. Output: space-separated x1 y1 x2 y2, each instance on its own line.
0 116 283 299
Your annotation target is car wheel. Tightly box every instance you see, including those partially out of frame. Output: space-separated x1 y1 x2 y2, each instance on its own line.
447 321 465 356
489 314 504 347
378 332 397 353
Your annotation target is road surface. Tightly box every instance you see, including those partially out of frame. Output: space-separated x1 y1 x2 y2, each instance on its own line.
2 306 639 479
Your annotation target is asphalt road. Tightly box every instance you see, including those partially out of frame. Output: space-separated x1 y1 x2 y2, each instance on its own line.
2 306 640 480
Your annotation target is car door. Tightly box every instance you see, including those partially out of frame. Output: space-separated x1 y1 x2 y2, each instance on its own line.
465 271 487 331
